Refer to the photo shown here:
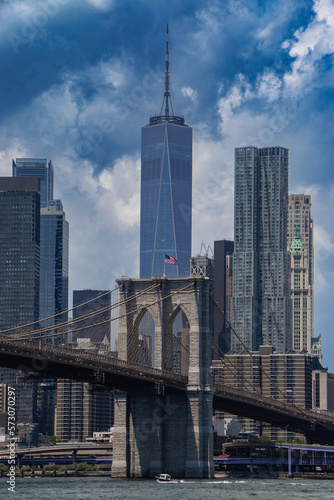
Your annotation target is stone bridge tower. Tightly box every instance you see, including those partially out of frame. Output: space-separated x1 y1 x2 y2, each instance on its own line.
111 276 214 478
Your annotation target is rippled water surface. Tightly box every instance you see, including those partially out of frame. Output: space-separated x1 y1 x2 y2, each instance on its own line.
1 477 334 499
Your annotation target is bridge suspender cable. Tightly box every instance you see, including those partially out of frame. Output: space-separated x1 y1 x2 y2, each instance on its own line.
4 282 195 346
4 282 160 341
210 293 312 420
210 336 262 397
0 285 121 335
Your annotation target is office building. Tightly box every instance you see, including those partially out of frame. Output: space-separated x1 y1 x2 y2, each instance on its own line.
40 200 69 337
232 147 292 353
37 381 57 436
13 159 68 336
190 253 215 279
0 177 40 424
190 247 214 355
140 27 192 278
288 194 314 353
212 345 313 441
55 338 114 441
213 240 234 354
12 158 54 208
55 379 114 441
0 384 7 413
72 290 111 344
0 177 40 331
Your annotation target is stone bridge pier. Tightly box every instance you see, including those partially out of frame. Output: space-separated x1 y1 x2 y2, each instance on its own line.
111 277 215 478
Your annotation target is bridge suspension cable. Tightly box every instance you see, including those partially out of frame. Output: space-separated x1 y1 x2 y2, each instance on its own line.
210 337 262 397
5 282 161 342
4 281 194 373
0 285 121 335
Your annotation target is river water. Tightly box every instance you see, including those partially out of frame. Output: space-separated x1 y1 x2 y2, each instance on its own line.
1 477 333 500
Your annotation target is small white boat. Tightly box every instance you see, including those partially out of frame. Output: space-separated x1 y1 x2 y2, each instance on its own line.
155 473 177 483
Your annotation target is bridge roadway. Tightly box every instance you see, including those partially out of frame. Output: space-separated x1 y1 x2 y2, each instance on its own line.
1 337 334 444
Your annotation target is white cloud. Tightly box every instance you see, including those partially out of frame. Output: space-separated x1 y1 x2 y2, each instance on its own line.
283 0 334 96
55 153 140 292
257 71 282 103
181 86 198 102
0 140 29 176
85 0 115 11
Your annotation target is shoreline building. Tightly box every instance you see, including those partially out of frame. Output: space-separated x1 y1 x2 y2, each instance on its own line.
287 194 314 354
140 26 192 278
212 345 313 441
232 147 292 353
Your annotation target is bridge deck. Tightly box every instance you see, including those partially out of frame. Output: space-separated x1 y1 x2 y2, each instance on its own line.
1 337 334 442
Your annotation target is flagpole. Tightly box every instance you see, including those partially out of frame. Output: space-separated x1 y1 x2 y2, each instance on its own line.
164 256 165 277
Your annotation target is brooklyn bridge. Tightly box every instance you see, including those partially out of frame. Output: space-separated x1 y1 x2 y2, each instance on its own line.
0 277 334 478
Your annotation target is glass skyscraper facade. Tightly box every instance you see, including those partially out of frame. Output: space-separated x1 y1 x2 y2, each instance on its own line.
0 177 40 423
140 121 192 277
40 200 69 336
12 159 69 333
0 177 41 331
140 28 192 278
13 158 54 208
232 146 292 353
72 289 111 344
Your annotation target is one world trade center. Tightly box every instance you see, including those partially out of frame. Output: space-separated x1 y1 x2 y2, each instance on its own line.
140 26 192 278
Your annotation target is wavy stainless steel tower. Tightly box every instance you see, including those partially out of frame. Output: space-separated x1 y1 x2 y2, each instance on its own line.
232 146 292 354
140 26 192 278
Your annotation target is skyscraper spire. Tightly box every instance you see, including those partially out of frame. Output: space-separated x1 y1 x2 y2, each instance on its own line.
164 23 171 116
149 25 185 126
160 24 174 117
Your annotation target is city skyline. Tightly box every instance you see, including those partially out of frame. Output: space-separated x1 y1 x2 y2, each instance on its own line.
0 1 333 369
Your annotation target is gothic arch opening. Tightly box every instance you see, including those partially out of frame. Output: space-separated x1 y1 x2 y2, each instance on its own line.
162 307 190 375
135 309 155 367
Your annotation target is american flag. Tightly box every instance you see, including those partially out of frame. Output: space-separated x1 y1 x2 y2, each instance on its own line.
164 254 178 265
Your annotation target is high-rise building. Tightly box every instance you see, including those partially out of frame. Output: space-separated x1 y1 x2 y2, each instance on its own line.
211 345 313 441
0 177 40 423
40 200 69 336
287 194 314 353
72 290 111 344
140 27 192 278
55 338 114 441
13 158 54 208
190 247 214 352
0 177 40 331
213 240 234 354
13 160 69 340
232 147 292 353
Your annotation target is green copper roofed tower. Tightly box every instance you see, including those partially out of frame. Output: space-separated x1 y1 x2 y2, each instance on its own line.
140 26 192 278
290 224 304 255
288 194 314 354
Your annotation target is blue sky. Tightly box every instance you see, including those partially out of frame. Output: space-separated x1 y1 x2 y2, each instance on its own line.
0 0 333 369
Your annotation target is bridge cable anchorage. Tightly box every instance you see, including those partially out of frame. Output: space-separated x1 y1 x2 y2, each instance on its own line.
209 293 312 420
5 282 161 342
0 281 194 377
0 285 122 335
